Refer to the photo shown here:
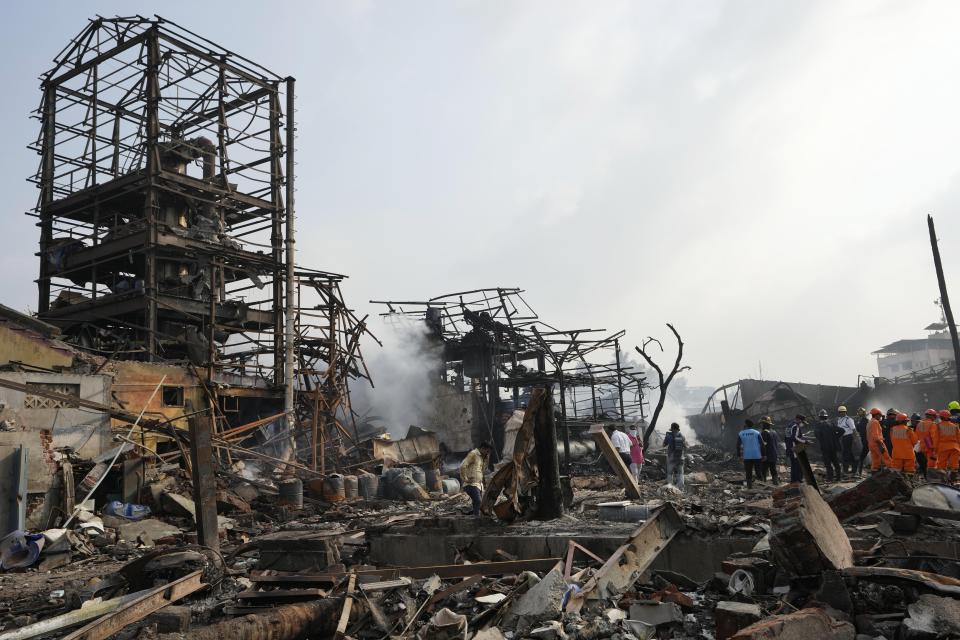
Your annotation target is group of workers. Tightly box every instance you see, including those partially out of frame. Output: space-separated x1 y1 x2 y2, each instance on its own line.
737 401 960 487
458 397 960 517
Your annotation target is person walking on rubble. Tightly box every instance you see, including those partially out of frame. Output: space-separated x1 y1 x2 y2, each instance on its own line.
785 414 808 483
759 417 780 484
610 424 633 473
868 408 892 473
915 409 938 480
628 424 644 482
814 410 843 482
459 441 491 516
662 423 686 489
933 406 960 482
854 407 870 477
889 412 919 480
836 406 857 477
737 419 765 489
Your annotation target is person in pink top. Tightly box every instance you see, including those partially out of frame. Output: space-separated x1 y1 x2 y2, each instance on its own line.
628 425 644 481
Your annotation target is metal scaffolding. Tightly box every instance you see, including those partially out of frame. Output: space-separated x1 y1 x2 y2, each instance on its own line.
371 287 649 467
30 15 292 390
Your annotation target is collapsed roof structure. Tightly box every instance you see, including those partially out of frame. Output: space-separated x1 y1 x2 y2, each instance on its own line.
371 287 650 467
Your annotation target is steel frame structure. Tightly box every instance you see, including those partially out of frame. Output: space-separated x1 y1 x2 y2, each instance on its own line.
30 16 292 390
371 287 649 467
293 271 379 473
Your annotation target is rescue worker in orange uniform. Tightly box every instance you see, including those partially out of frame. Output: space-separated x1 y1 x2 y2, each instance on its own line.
867 408 891 472
888 412 919 478
931 410 952 469
915 409 938 479
932 405 960 481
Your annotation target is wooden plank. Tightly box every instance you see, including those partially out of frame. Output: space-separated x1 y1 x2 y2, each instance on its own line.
236 588 328 600
62 570 205 640
426 575 481 612
249 558 564 585
62 461 75 517
334 573 356 639
589 425 641 499
358 578 411 593
895 502 960 522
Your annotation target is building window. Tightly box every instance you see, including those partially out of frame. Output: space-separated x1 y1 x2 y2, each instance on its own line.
162 386 184 408
24 383 80 409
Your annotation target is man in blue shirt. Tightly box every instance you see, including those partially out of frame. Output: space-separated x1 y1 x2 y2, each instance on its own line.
737 419 765 489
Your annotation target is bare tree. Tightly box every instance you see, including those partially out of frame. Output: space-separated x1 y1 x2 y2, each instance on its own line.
635 324 690 449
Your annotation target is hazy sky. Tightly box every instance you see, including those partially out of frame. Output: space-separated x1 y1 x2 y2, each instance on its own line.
2 1 960 389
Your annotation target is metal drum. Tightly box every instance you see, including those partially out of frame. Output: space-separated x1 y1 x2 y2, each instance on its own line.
425 469 443 492
441 478 461 494
411 467 426 488
278 478 303 508
343 475 359 500
322 475 345 503
359 474 379 500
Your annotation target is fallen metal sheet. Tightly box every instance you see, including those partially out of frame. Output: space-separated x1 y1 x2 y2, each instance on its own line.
63 570 205 640
570 503 684 607
372 432 439 466
842 566 960 596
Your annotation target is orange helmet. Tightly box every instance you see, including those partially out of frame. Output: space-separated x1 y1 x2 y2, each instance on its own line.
869 408 883 416
926 408 938 417
895 412 909 423
940 410 953 420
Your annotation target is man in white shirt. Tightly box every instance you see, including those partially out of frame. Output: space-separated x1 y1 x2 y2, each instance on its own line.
610 425 633 470
836 405 857 478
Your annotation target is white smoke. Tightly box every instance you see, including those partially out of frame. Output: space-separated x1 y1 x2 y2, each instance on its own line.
351 317 443 439
656 394 700 446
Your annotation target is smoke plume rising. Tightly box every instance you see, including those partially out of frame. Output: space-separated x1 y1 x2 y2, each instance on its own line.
351 317 442 439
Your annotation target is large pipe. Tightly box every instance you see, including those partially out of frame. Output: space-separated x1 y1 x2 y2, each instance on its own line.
283 77 296 419
156 599 339 640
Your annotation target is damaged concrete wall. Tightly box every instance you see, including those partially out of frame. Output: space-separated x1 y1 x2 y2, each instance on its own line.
421 382 474 452
0 322 74 370
107 362 203 439
0 371 111 492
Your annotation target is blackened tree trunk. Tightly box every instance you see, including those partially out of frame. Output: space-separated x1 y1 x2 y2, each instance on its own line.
534 386 564 520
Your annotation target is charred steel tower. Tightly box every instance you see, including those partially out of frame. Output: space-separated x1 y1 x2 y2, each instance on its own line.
31 17 295 388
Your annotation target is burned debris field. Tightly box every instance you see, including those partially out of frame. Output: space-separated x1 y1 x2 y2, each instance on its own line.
3 10 960 640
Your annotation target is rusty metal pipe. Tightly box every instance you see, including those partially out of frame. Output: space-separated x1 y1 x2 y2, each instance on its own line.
156 599 339 640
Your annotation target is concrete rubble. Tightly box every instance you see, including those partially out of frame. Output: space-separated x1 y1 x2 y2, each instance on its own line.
2 433 960 640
